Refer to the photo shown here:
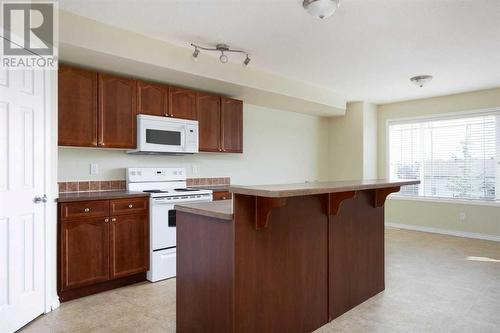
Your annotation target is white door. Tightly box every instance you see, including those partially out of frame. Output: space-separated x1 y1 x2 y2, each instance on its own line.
0 69 46 333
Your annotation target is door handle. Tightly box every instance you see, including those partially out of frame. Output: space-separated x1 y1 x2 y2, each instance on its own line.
33 195 47 204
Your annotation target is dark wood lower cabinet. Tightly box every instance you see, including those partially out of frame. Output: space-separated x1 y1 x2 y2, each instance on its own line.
110 214 149 279
60 218 110 291
58 197 149 301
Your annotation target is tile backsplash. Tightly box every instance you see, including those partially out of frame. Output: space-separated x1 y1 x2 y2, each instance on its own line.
187 177 230 187
59 177 230 193
58 180 126 193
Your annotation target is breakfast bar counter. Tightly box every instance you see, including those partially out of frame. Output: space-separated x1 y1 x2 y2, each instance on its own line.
175 179 419 333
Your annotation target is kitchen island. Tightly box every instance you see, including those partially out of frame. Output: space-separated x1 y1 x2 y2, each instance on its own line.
175 180 419 333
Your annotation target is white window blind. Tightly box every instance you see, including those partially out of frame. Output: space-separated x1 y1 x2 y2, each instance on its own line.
388 112 500 201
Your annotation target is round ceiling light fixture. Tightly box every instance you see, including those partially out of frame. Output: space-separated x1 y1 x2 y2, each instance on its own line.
303 0 341 19
410 75 433 88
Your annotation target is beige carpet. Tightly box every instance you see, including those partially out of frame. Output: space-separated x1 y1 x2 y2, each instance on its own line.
20 228 500 333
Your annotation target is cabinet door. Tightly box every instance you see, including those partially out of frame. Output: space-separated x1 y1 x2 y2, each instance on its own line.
110 214 149 279
60 218 109 291
58 65 98 147
221 97 243 153
169 87 198 120
98 74 137 148
137 80 169 117
198 93 221 152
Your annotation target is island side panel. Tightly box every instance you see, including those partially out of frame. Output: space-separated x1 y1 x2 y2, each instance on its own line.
233 194 329 333
329 189 385 319
176 211 234 333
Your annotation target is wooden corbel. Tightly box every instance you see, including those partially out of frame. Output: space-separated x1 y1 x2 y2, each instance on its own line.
374 186 400 207
327 191 356 216
254 197 287 230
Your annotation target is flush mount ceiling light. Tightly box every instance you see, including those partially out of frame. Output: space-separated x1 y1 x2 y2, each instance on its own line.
410 75 433 87
303 0 341 19
190 43 251 66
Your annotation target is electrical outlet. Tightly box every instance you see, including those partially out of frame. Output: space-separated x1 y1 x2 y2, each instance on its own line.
192 165 199 176
458 212 466 222
90 163 99 175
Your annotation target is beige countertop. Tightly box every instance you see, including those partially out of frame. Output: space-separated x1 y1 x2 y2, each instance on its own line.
57 191 149 202
229 179 420 198
175 200 233 221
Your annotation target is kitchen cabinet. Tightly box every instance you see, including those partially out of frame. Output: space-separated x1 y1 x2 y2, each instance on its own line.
137 80 170 117
221 97 243 153
169 87 198 120
58 65 98 147
213 191 232 201
198 94 243 153
60 217 110 291
58 65 244 153
98 73 137 148
198 93 221 152
110 213 149 279
58 197 149 301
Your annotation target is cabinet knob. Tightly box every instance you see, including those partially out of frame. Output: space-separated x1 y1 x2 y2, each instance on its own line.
104 218 109 223
128 204 133 208
84 208 90 213
111 218 116 222
221 197 227 200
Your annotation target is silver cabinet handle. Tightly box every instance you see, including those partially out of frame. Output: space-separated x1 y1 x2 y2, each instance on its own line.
84 208 90 213
128 204 133 208
104 218 109 223
111 218 116 222
33 195 47 204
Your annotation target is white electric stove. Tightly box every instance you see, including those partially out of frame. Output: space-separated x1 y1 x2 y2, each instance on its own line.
126 167 212 282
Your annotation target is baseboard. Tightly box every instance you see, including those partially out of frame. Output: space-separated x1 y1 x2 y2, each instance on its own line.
50 297 60 311
385 222 500 242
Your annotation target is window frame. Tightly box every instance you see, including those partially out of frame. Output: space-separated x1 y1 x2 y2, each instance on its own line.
385 107 500 205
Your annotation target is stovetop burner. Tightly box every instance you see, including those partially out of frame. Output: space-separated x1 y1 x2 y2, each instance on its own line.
143 190 169 193
174 188 199 192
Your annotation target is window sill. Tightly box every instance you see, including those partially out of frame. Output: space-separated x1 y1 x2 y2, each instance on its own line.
388 195 500 207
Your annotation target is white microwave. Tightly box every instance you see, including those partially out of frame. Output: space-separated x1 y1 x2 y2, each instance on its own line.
128 115 199 154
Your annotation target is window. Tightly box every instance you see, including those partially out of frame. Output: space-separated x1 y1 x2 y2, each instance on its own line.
388 111 500 201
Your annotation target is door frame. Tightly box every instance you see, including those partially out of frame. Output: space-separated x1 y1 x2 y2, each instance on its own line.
44 69 60 312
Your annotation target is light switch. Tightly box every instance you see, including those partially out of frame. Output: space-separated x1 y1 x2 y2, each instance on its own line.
90 163 99 175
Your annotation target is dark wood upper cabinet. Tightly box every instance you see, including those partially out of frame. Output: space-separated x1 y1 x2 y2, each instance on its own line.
169 87 198 120
58 65 98 147
137 80 169 117
221 97 243 153
60 218 109 291
198 93 221 152
98 73 137 148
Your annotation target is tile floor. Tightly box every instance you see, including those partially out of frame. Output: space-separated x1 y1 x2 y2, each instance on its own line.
20 228 500 333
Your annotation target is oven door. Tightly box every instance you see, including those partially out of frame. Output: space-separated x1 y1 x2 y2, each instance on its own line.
151 198 177 250
138 116 187 153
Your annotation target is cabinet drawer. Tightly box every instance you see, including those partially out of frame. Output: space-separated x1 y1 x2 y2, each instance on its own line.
61 200 109 221
213 191 232 201
110 197 148 216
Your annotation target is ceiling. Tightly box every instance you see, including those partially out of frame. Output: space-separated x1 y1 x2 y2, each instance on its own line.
59 0 500 104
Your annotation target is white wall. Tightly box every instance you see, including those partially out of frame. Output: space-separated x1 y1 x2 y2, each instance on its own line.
362 102 378 179
328 102 378 181
58 104 330 185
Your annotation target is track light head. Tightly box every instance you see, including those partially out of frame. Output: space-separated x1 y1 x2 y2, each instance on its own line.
192 47 200 60
219 52 228 64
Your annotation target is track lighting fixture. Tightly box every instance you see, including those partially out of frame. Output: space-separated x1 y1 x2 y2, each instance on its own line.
190 43 251 66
